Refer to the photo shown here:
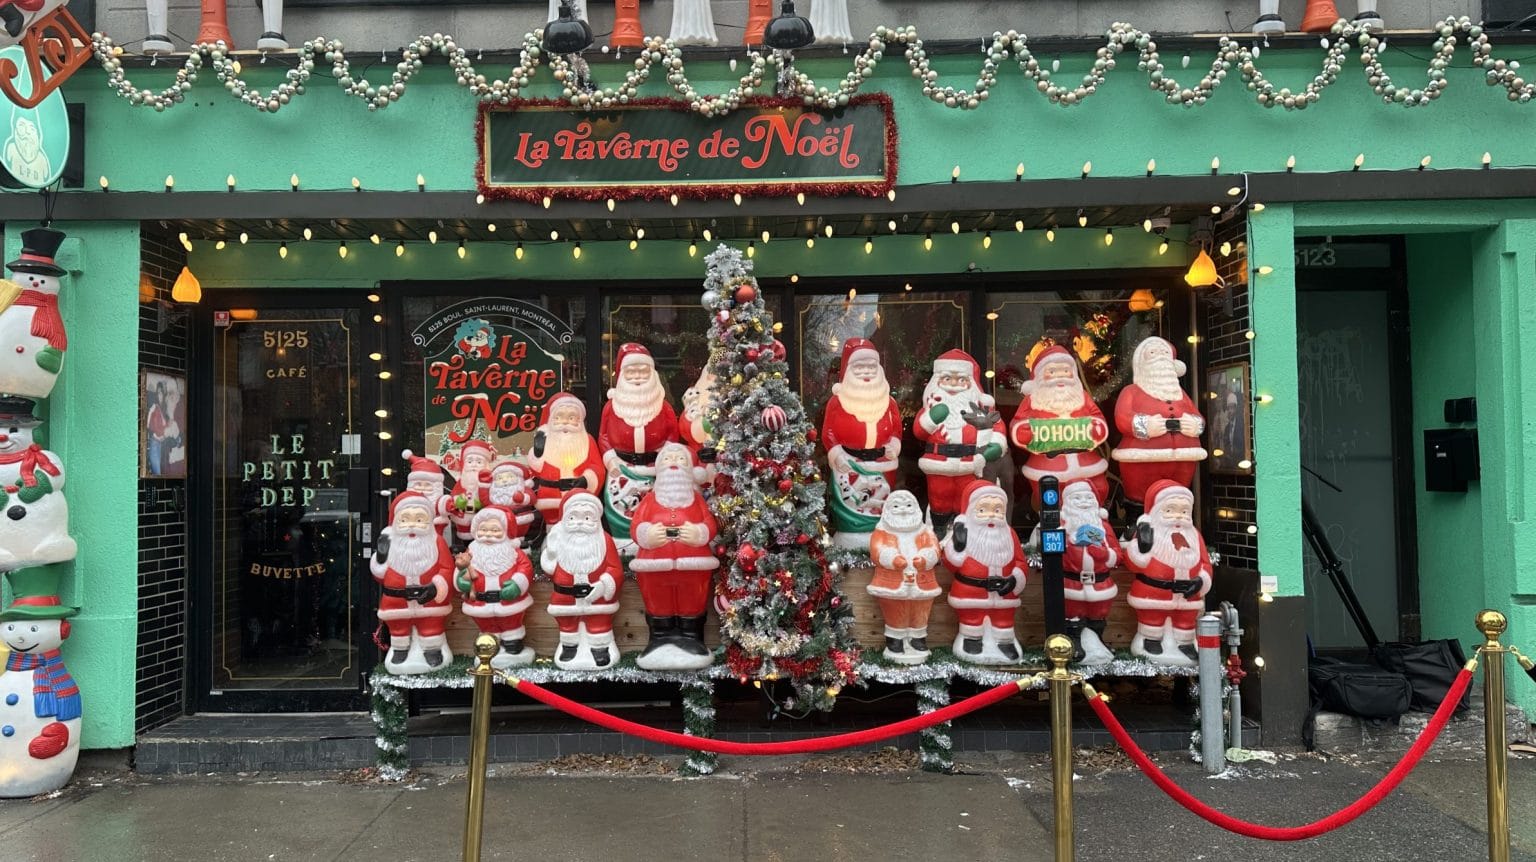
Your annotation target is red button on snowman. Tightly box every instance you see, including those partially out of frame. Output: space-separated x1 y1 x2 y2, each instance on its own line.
0 568 81 798
0 227 68 402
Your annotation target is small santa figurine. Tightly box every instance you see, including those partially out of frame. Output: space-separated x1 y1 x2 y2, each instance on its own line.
867 490 941 664
678 365 719 487
1054 480 1120 665
1008 345 1111 508
629 442 719 670
821 337 903 550
401 450 452 544
944 480 1028 664
454 506 536 670
444 439 496 545
1121 481 1212 667
484 459 537 545
600 343 679 553
914 349 1006 537
540 491 624 669
1110 336 1207 508
528 393 605 525
371 490 457 674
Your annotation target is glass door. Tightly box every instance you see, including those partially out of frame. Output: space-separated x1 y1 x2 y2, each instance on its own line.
203 303 377 709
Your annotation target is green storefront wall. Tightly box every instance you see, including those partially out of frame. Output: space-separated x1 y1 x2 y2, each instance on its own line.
29 35 1536 746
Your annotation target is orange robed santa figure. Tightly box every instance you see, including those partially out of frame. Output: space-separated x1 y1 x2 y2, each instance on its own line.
1008 344 1111 507
453 506 535 670
629 442 719 670
599 343 679 553
483 459 537 545
371 490 456 675
444 439 496 545
943 480 1028 664
540 491 624 669
528 392 604 525
913 349 1006 537
821 337 903 551
1121 480 1211 667
1110 336 1207 508
867 490 941 665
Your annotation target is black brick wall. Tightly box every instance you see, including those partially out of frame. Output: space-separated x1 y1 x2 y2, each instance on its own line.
137 232 189 733
1201 215 1257 569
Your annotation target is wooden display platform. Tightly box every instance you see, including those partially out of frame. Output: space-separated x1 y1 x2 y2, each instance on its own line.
445 566 1142 658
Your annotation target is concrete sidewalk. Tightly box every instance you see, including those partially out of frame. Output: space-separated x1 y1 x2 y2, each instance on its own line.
1 749 1532 861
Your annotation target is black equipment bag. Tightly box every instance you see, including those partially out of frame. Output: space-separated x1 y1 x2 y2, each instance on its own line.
1371 639 1471 713
1304 657 1413 750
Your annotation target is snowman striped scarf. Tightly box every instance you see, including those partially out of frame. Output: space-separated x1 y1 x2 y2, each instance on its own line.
6 649 81 721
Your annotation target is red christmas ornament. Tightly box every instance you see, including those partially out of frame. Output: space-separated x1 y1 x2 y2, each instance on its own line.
734 284 758 304
806 428 818 442
796 533 810 544
769 339 787 362
761 404 787 430
746 347 761 362
778 479 793 493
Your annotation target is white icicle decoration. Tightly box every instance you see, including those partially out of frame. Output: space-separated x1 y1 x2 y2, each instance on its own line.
670 0 718 46
810 0 853 44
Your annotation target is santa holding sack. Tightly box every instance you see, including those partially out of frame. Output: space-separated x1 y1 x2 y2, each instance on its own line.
371 491 457 675
1008 344 1110 508
913 349 1005 537
483 459 537 545
867 490 941 664
1121 481 1212 667
1110 336 1207 508
629 442 719 670
444 439 496 545
943 480 1028 664
599 343 679 552
821 337 903 550
454 506 536 670
528 392 604 525
540 491 624 669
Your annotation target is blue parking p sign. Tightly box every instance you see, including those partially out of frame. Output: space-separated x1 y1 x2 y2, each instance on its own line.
1041 529 1066 555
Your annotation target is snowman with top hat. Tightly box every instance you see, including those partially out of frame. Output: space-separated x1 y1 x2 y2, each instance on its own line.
0 227 68 401
0 567 81 797
0 396 74 569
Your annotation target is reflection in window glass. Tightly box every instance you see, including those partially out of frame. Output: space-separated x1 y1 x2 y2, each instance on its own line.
604 294 714 407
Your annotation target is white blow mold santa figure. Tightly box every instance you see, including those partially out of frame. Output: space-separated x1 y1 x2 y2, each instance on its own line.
678 365 719 488
443 439 496 545
629 442 718 670
401 450 452 544
484 459 537 546
540 491 623 669
1110 336 1207 508
599 343 679 554
821 337 903 551
944 480 1028 664
0 227 69 401
1054 480 1120 665
454 506 536 670
867 490 941 665
914 349 1005 537
0 396 75 569
528 392 604 526
1008 345 1110 508
371 490 456 674
0 569 81 798
1122 480 1212 667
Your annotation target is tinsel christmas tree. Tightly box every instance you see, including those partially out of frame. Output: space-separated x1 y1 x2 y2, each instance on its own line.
702 244 861 712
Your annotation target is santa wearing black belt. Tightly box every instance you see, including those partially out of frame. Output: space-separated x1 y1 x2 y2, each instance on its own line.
1122 480 1211 667
598 342 679 554
528 392 604 525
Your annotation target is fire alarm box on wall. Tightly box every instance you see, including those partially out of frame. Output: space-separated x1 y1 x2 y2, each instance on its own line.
1424 428 1480 493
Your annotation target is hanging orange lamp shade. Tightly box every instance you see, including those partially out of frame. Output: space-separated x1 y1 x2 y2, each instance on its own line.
171 266 202 304
1127 289 1159 312
1183 249 1219 288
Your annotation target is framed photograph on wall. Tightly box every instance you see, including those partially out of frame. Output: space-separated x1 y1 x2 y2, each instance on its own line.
1206 362 1252 474
141 369 187 479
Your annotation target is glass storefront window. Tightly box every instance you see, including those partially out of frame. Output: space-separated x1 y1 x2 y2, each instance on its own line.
603 293 716 405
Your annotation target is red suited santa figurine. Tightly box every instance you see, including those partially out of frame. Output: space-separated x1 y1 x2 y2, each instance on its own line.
943 481 1028 664
914 349 1006 537
678 365 719 488
540 491 624 669
1008 345 1110 508
599 343 679 554
821 337 903 551
454 506 536 670
528 393 605 525
371 491 456 674
483 459 536 545
444 439 496 545
629 442 719 670
401 450 452 544
1121 481 1212 667
1110 336 1207 509
1055 480 1120 665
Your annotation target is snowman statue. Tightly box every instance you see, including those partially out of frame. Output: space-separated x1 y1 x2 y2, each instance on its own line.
0 568 81 797
0 227 67 401
0 397 74 569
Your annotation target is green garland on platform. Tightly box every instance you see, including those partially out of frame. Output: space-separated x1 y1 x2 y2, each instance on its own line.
679 678 718 776
370 678 411 781
915 677 953 774
89 17 1531 118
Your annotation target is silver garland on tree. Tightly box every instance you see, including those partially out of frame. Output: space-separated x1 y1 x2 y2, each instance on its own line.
915 677 953 773
679 678 718 776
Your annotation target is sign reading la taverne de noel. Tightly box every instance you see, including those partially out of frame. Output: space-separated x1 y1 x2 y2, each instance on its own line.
478 95 895 202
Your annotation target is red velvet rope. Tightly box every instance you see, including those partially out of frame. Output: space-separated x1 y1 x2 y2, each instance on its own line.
510 677 1024 755
1087 667 1475 841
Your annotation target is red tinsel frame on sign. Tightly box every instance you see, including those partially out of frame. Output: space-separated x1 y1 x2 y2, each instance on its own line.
474 93 898 203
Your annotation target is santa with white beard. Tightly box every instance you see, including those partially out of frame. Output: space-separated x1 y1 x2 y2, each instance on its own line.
821 337 903 550
401 450 453 544
371 491 456 675
678 366 719 487
528 393 605 525
599 343 679 553
444 439 496 545
454 506 535 670
944 481 1028 664
1110 336 1206 506
629 442 718 670
1047 480 1120 665
867 490 941 664
914 349 1006 537
1122 481 1211 667
540 491 624 669
484 459 536 545
1008 345 1110 508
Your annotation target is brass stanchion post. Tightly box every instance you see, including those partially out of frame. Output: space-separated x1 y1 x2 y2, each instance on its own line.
463 635 500 862
1046 633 1077 862
1477 610 1510 862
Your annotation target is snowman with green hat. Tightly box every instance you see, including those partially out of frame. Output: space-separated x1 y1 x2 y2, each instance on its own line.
0 566 80 797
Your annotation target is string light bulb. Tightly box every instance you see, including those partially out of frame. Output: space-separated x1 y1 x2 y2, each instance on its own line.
1210 156 1221 174
98 175 109 191
1081 161 1092 178
1256 265 1274 276
302 226 313 241
542 196 552 209
889 220 898 233
1353 153 1365 170
950 221 960 235
396 241 405 257
606 198 615 212
951 165 961 181
636 228 646 240
1286 155 1296 172
747 240 756 258
351 177 361 190
864 238 873 254
923 233 933 251
629 240 638 251
733 192 742 205
761 230 770 244
515 242 525 260
1046 228 1056 243
1015 162 1024 179
289 173 300 191
1104 229 1114 247
369 233 381 245
225 174 236 191
1014 220 1024 233
1143 218 1153 232
164 174 175 191
279 241 288 259
338 241 348 259
1483 152 1493 169
1145 158 1156 176
703 228 713 242
886 189 896 202
805 236 815 249
689 241 698 257
1419 155 1432 170
982 232 992 249
487 223 497 233
1077 210 1088 228
550 229 560 241
215 240 225 250
457 240 466 259
1158 238 1169 255
428 230 439 244
572 242 582 259
824 224 833 238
